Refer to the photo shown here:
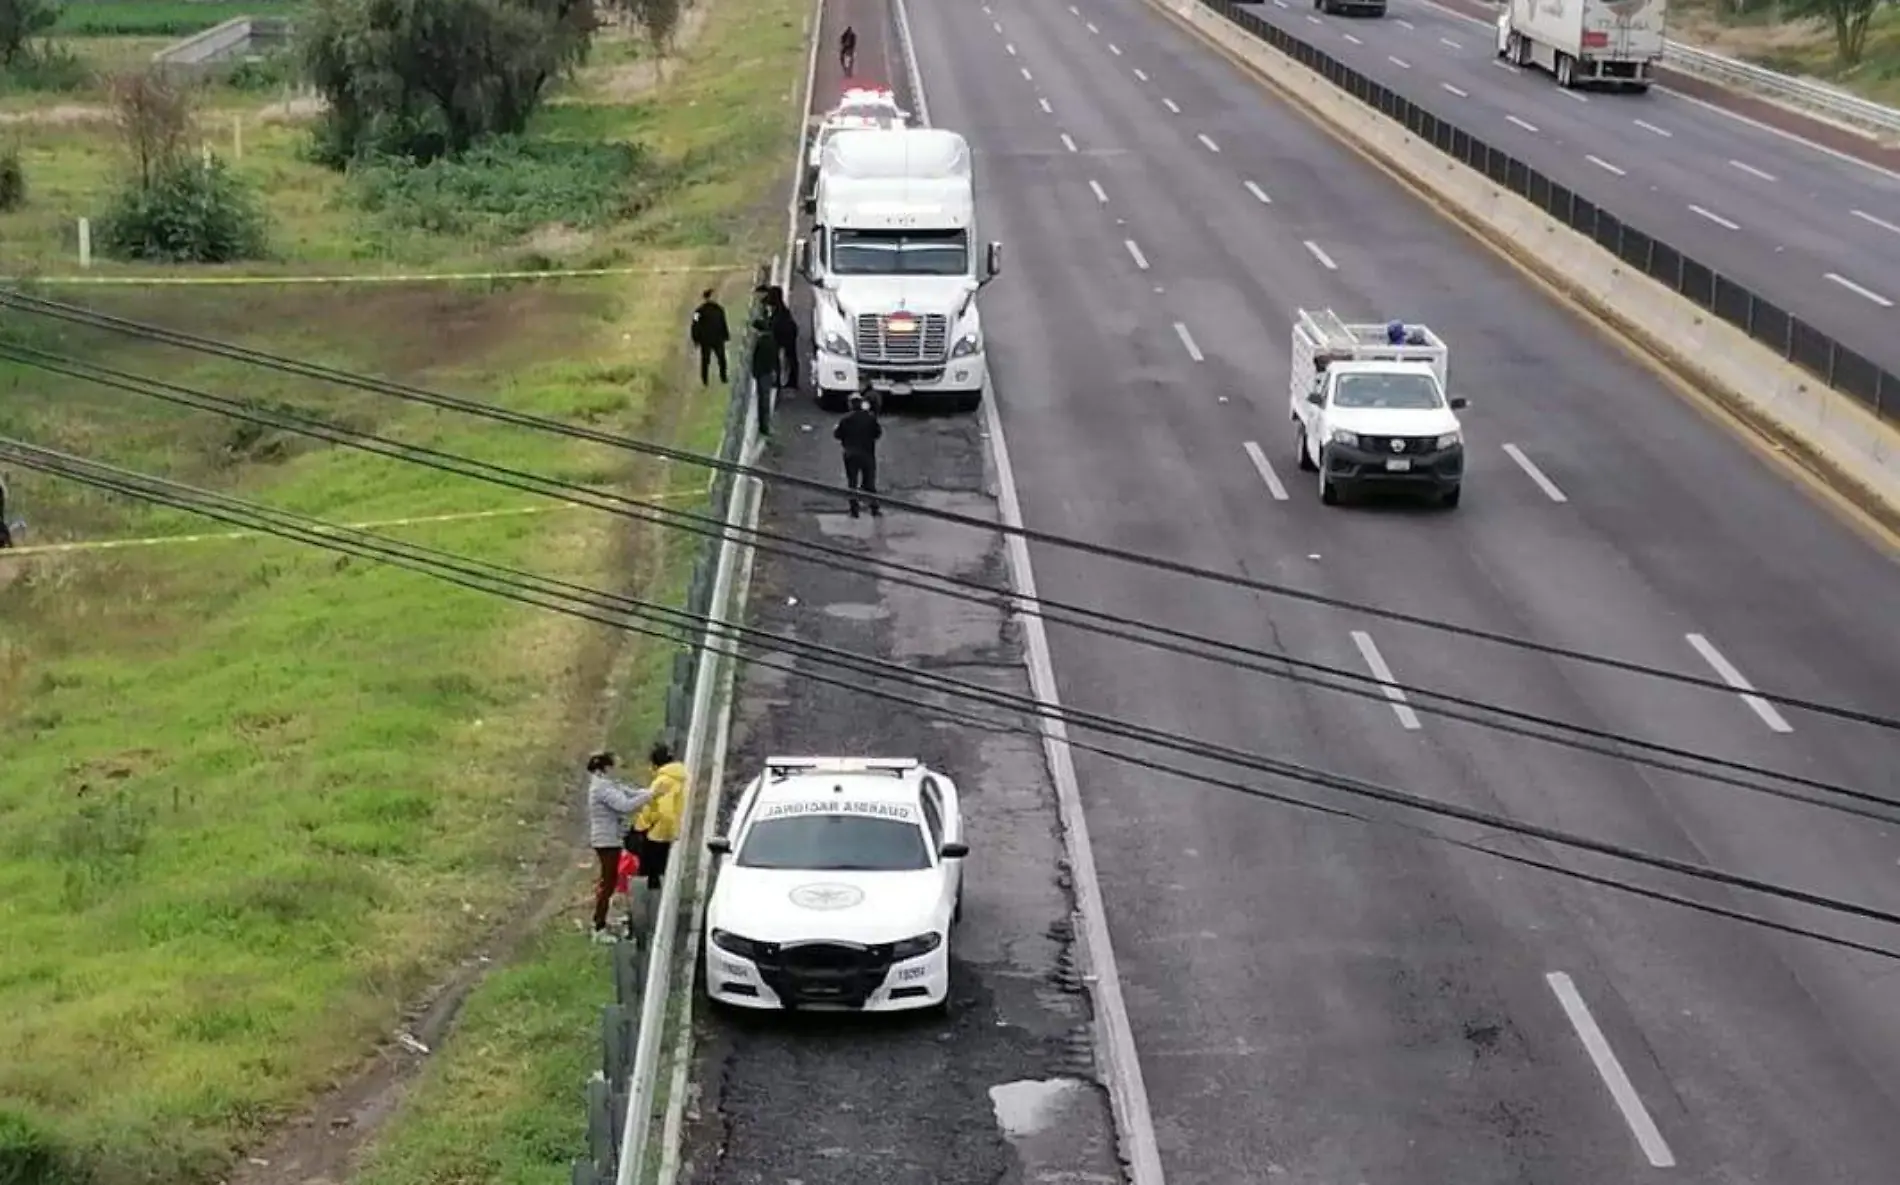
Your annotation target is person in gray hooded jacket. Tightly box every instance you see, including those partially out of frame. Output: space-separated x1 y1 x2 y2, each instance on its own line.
586 751 656 943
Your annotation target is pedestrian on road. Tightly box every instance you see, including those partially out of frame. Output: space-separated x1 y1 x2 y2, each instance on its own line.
749 312 780 436
628 743 687 892
585 752 655 944
840 25 857 76
768 285 801 392
835 393 883 518
691 289 730 387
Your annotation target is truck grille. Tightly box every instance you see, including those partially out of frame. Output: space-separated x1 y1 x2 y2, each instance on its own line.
1359 435 1442 455
855 313 948 365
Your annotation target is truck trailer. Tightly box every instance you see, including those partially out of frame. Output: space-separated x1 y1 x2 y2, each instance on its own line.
1496 0 1667 92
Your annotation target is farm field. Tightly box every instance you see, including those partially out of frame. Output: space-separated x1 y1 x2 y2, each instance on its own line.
0 1 808 1183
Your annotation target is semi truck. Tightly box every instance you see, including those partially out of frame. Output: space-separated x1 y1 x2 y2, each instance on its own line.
797 127 1000 413
1496 0 1668 92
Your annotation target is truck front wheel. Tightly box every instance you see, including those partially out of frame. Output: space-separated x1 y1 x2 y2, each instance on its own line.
1319 464 1340 506
1295 424 1317 472
947 389 983 414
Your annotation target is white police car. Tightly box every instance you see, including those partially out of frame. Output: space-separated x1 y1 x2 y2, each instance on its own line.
702 756 967 1013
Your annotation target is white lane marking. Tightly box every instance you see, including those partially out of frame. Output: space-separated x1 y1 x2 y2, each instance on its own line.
1069 3 1079 12
1040 96 1053 113
983 3 991 10
1825 272 1895 307
1586 154 1626 176
1274 0 1289 7
1344 32 1363 44
1395 17 1415 28
1440 36 1463 49
1307 13 1323 23
1163 97 1181 113
1442 82 1469 97
994 20 1003 32
1546 972 1679 1168
1110 42 1123 56
1561 89 1589 103
1243 442 1290 501
1350 631 1422 731
1501 443 1567 503
1728 158 1778 182
1506 114 1540 133
1389 55 1412 69
1688 204 1740 231
1173 321 1205 362
1245 179 1272 203
1090 179 1109 204
1303 240 1338 270
1125 239 1150 270
1198 132 1221 152
1633 118 1672 137
1134 67 1149 81
1007 42 1018 55
1492 58 1519 72
1022 67 1034 80
1658 76 1900 186
1087 21 1099 33
1685 634 1794 733
1061 132 1079 153
1851 208 1900 235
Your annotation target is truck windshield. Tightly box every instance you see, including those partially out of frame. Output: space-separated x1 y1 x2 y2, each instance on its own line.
1332 372 1443 410
737 815 933 871
831 228 969 276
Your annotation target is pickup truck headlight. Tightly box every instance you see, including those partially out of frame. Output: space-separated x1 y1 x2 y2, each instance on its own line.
950 333 981 358
1435 431 1463 449
1329 429 1360 448
820 332 853 358
890 932 943 961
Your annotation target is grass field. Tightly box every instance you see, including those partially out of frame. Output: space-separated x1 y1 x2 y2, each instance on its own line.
0 0 807 1181
52 1 309 38
1672 1 1900 106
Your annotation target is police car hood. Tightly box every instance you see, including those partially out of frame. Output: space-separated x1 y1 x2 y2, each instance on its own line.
712 866 944 945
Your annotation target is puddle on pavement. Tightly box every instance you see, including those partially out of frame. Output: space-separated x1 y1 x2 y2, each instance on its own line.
988 1078 1119 1182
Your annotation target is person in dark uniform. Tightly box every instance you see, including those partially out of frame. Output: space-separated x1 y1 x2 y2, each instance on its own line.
0 472 13 549
749 313 780 436
840 25 857 75
834 393 883 518
690 289 730 387
768 286 800 391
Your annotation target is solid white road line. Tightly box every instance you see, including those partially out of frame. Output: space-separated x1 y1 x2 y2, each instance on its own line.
1545 972 1678 1169
1728 158 1778 182
1586 154 1626 176
1061 132 1079 153
1389 55 1412 69
1852 208 1900 235
1110 42 1123 55
1022 67 1034 80
1163 97 1181 113
1440 36 1463 49
1442 82 1469 97
1134 67 1149 81
1242 442 1290 501
1633 118 1672 137
1506 114 1540 133
1244 180 1272 203
1090 178 1109 204
1344 33 1363 45
1501 444 1567 503
1198 132 1221 152
1687 204 1740 231
1173 322 1205 362
1040 96 1053 113
1350 631 1422 730
1303 240 1338 270
1825 272 1895 307
1685 634 1793 733
1125 239 1151 270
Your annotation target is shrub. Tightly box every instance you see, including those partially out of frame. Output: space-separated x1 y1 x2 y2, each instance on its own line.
224 53 297 93
96 157 270 263
0 147 23 211
0 42 93 94
349 136 652 241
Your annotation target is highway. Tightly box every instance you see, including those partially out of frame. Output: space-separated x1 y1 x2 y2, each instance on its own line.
681 0 1900 1182
1221 0 1900 377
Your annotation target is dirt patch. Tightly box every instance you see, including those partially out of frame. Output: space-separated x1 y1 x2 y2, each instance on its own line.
0 103 112 126
1668 8 1831 61
524 222 597 260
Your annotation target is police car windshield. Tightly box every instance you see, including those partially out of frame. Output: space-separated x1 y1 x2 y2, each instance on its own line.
1332 372 1443 410
832 229 968 276
737 815 932 872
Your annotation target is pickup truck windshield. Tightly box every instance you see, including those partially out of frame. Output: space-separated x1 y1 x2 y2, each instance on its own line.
832 228 968 276
1332 372 1443 410
737 815 933 871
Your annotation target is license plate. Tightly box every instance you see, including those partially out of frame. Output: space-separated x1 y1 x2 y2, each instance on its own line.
1385 458 1413 472
885 382 913 395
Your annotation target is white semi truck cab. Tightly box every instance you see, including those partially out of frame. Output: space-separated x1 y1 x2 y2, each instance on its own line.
797 127 1001 413
1497 0 1667 91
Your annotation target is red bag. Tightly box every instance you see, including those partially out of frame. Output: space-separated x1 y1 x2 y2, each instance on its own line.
615 850 640 895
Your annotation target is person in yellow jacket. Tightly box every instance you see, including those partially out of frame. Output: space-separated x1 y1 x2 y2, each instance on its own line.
629 742 687 891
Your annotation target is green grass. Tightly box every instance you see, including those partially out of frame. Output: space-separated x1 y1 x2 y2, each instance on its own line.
1673 1 1900 106
53 1 309 38
0 0 804 1180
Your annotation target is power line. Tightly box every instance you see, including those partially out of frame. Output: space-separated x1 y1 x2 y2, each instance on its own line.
10 435 1900 960
4 287 1896 732
3 340 1891 826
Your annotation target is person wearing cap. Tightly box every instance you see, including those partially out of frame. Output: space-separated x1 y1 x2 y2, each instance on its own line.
834 392 883 518
584 751 656 943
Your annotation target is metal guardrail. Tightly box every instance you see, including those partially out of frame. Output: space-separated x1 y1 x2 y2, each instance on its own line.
1204 0 1899 423
1660 40 1900 138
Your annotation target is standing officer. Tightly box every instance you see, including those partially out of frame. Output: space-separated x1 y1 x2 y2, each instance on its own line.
749 312 780 437
690 289 730 387
768 286 801 392
834 393 883 518
0 472 13 549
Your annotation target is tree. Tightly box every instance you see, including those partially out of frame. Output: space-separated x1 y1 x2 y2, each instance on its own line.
104 67 197 189
625 0 680 76
1784 0 1885 67
0 0 61 69
301 0 597 165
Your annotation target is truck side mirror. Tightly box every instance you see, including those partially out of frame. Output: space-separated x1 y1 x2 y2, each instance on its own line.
795 237 813 278
1449 396 1469 410
1306 388 1325 405
707 836 732 855
983 241 1003 283
941 841 970 859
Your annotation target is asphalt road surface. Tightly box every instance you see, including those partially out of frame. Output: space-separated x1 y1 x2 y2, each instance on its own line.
897 0 1900 1181
672 14 1119 1185
1216 0 1900 377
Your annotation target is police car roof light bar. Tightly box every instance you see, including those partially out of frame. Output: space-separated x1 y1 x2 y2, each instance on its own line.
763 756 921 777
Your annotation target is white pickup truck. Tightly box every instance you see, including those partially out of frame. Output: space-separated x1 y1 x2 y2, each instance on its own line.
1289 309 1468 508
